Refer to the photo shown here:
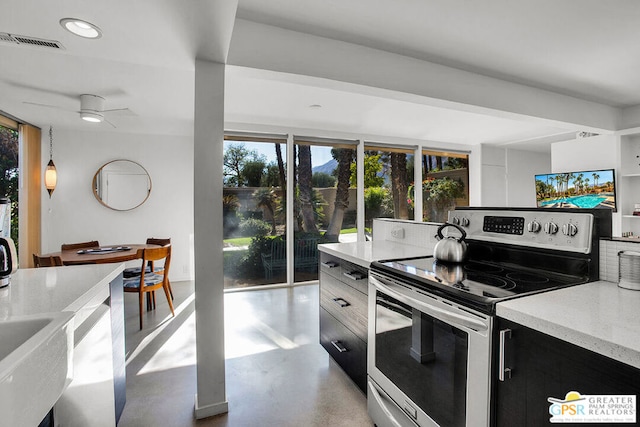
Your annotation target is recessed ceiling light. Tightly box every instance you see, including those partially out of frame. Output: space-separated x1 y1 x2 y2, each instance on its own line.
309 104 322 109
60 18 102 39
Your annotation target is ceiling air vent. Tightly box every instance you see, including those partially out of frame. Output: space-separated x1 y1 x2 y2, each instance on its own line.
0 32 65 49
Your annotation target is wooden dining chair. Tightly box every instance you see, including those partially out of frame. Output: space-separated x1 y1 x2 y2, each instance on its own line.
123 238 173 300
61 240 100 251
123 246 174 330
33 254 64 267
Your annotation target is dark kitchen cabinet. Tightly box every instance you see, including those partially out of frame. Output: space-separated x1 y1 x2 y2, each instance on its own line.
319 252 369 392
495 317 640 427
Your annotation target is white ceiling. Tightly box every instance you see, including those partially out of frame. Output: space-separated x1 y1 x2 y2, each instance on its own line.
1 0 639 152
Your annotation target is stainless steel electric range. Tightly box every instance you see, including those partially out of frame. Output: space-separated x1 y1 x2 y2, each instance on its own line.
367 208 607 427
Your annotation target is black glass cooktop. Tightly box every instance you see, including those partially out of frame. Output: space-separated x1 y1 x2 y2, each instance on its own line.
371 256 589 313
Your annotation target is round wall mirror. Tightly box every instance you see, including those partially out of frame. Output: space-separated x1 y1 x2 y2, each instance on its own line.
92 160 152 211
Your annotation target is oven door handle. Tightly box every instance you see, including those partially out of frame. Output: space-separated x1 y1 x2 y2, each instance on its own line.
368 381 404 427
372 277 488 332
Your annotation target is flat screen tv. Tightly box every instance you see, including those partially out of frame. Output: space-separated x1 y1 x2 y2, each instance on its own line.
535 168 616 211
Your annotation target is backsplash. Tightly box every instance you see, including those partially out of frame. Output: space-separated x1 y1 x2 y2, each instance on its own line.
373 219 441 251
600 239 640 282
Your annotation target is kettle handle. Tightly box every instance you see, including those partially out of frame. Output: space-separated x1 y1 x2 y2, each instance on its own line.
436 222 467 242
0 238 17 274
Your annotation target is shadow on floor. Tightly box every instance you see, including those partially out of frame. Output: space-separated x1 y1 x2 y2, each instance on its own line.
117 281 372 427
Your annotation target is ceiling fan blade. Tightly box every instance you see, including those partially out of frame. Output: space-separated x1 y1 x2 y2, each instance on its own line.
10 81 78 101
104 118 117 128
104 107 136 116
23 101 74 112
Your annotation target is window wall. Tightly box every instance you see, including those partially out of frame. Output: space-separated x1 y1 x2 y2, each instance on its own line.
0 124 19 245
362 144 415 231
222 131 470 288
222 135 288 289
0 115 41 267
421 150 469 223
293 138 357 282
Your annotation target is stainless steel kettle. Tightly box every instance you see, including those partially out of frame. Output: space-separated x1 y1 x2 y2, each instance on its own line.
433 222 467 263
0 237 17 288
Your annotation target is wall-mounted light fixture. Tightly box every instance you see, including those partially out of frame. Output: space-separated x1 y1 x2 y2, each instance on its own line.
45 126 57 197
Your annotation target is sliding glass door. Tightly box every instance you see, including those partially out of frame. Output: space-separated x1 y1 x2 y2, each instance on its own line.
222 135 288 289
293 138 357 282
221 132 470 288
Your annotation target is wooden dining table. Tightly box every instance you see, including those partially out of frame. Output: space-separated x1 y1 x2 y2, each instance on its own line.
43 244 159 266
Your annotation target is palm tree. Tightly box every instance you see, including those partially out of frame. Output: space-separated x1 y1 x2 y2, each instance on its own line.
592 173 600 188
566 173 575 195
297 145 318 234
577 174 584 194
576 176 584 194
572 177 580 195
548 176 556 197
275 143 286 200
390 152 409 219
584 177 590 191
253 187 279 235
557 174 566 197
325 148 355 242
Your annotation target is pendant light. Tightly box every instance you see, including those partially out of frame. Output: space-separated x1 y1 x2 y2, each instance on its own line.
45 126 57 197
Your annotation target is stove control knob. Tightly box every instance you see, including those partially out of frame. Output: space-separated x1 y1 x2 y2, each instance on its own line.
544 222 559 235
460 217 470 227
451 217 460 225
562 223 578 237
527 220 541 233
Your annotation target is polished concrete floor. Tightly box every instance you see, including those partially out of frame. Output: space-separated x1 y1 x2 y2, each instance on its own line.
118 281 373 426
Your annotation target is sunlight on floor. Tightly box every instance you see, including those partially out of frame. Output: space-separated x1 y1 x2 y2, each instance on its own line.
136 311 197 375
225 297 294 359
129 285 318 376
128 293 196 374
224 287 316 359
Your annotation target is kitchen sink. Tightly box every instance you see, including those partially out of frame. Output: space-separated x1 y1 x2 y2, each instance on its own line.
0 312 74 426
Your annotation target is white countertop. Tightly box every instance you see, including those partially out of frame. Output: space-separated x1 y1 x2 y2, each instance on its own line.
497 280 640 369
0 264 124 319
318 241 432 268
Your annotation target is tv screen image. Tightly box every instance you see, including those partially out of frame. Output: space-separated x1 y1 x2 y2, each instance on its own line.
535 169 616 210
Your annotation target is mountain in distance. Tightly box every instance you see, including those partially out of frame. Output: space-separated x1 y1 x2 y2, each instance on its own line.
312 158 337 175
311 158 390 184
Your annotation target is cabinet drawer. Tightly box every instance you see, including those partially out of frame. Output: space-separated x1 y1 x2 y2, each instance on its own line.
320 308 367 393
319 252 342 279
340 263 368 295
320 271 368 341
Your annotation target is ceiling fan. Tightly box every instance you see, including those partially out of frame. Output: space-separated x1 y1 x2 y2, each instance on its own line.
23 94 133 128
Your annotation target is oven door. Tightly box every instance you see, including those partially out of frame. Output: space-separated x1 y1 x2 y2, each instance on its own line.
368 272 493 427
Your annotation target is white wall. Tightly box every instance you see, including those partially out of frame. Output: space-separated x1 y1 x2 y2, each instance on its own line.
479 145 507 207
506 148 551 207
551 134 618 172
472 145 550 207
550 134 621 236
41 129 194 281
467 145 482 206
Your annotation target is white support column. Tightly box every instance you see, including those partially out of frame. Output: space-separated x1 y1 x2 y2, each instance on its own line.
357 140 365 242
414 146 423 222
286 134 294 284
193 59 228 419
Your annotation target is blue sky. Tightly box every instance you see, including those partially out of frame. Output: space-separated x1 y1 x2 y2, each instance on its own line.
227 141 335 168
